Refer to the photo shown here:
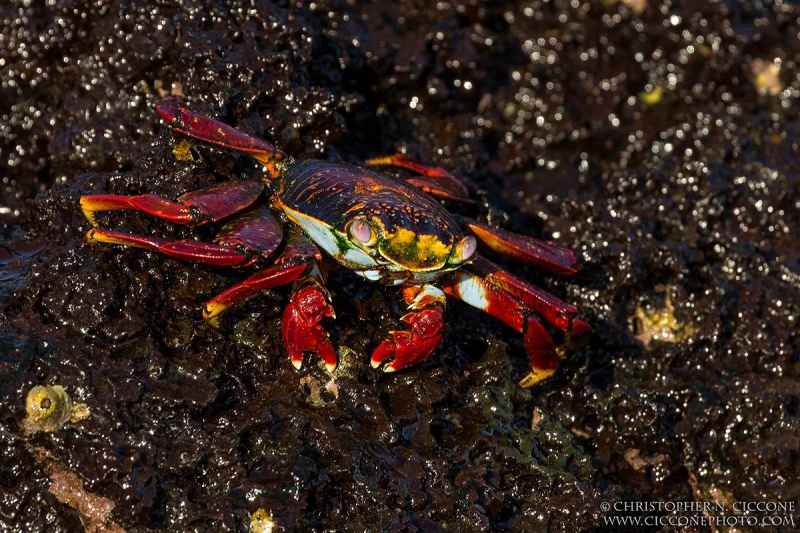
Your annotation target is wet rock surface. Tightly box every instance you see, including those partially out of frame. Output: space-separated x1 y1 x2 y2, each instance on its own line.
1 0 799 531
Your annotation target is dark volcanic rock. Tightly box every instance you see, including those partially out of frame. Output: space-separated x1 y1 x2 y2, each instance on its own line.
2 0 799 531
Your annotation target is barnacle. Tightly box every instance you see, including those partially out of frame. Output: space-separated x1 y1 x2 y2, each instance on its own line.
630 290 697 347
22 385 73 434
250 508 276 533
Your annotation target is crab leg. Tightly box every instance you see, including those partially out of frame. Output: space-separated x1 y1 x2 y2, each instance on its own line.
441 270 559 386
202 260 308 319
203 232 318 318
370 284 446 373
87 228 257 266
156 97 293 178
468 256 593 347
214 206 283 258
366 154 473 203
457 216 577 276
81 180 265 227
86 205 284 268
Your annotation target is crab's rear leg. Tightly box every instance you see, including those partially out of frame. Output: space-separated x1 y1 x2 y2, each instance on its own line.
457 216 578 276
370 284 446 373
468 256 593 348
366 154 473 203
86 204 283 268
87 228 255 266
81 180 265 227
442 268 561 386
155 97 293 179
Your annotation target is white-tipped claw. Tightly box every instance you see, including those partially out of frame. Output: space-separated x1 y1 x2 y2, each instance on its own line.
291 358 302 370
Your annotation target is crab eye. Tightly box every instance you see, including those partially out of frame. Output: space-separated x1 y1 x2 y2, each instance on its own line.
453 236 477 262
349 219 374 244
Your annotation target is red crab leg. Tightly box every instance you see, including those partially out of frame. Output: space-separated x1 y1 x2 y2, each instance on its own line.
86 228 256 266
457 216 578 276
370 284 446 373
155 97 293 179
204 233 319 318
468 256 593 347
203 252 311 320
80 180 264 227
442 270 559 386
85 205 284 267
214 205 283 259
366 154 473 203
203 260 307 318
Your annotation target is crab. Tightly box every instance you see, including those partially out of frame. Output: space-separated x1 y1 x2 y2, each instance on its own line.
80 97 592 385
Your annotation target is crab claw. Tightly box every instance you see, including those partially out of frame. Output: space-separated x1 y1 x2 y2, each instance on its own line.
370 305 445 373
281 285 337 372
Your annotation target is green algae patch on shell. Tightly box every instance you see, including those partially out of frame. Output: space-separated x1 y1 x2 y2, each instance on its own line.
22 385 73 435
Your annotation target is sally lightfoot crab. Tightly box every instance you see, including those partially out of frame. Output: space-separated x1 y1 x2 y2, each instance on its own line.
80 97 592 385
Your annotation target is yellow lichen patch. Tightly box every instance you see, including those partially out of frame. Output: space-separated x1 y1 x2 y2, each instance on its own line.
381 227 452 271
171 139 195 161
750 58 782 96
443 412 463 430
22 385 73 435
630 290 696 347
69 403 91 424
602 0 647 15
250 508 276 533
638 86 664 106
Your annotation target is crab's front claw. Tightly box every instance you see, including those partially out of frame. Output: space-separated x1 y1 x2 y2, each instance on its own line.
371 305 445 373
281 285 337 372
